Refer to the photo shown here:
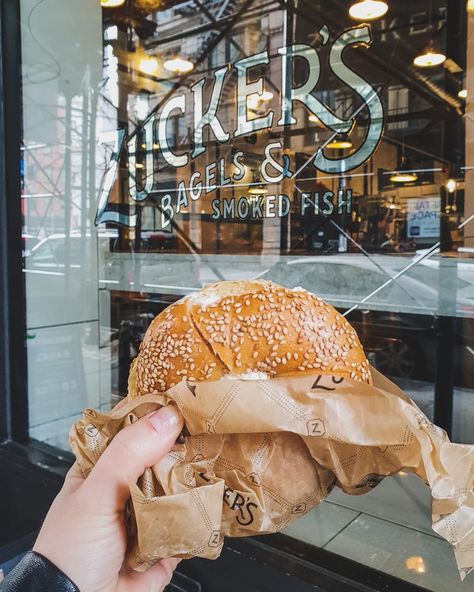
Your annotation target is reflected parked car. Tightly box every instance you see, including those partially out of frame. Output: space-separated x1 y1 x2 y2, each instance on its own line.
25 229 202 328
24 231 106 327
260 254 474 385
22 233 40 257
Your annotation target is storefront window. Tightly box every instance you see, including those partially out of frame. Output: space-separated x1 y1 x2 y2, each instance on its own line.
20 0 474 590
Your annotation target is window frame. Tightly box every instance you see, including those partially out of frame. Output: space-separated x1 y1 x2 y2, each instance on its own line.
0 0 28 444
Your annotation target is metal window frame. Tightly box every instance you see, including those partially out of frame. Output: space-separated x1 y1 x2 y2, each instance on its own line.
0 0 28 444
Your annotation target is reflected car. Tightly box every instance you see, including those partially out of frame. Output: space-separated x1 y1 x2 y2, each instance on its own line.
260 254 474 385
25 230 201 328
22 233 40 257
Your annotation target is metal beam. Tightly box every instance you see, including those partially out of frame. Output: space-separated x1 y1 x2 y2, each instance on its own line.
0 0 28 442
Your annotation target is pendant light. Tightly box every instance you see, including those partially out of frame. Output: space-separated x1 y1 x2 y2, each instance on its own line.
390 154 418 183
309 113 324 126
248 91 274 111
390 170 418 183
139 56 158 74
349 0 388 20
413 48 446 68
101 0 126 6
248 171 269 197
248 184 269 195
164 57 194 74
327 133 353 150
413 1 446 68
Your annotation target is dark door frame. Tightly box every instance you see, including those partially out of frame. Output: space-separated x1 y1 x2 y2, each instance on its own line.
0 0 28 444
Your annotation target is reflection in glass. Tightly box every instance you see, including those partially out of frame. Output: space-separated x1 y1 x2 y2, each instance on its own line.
19 0 474 589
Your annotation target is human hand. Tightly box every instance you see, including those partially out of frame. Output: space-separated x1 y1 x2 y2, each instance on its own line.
33 404 184 592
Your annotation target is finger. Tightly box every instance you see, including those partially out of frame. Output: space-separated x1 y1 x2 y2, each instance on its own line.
112 396 129 411
61 462 85 495
118 558 179 592
82 405 183 510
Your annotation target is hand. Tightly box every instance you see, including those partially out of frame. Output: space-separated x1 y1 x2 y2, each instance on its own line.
34 404 184 592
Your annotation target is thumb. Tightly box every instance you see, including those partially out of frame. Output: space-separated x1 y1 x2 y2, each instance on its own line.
82 405 183 510
118 558 178 592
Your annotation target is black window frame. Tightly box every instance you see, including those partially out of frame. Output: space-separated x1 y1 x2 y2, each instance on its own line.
0 2 454 591
0 0 28 444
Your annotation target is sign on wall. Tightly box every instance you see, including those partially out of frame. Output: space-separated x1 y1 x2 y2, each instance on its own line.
96 24 385 228
407 197 440 239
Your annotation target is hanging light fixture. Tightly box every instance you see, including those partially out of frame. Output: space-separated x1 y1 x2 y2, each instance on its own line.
139 56 159 74
164 57 194 74
390 156 418 183
413 48 446 68
248 183 269 195
260 91 273 101
390 171 418 183
349 0 388 20
413 1 446 68
248 91 273 111
101 0 126 7
327 133 353 150
389 148 418 183
391 168 418 182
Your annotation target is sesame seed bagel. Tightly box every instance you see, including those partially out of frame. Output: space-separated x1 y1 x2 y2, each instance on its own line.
131 280 371 397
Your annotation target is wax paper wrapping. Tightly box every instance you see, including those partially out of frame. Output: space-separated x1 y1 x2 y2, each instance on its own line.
69 366 474 580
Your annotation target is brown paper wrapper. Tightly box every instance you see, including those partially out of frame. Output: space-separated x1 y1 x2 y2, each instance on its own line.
69 367 474 580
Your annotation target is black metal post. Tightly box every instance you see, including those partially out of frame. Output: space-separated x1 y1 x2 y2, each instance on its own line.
433 188 456 437
432 0 465 438
0 0 29 442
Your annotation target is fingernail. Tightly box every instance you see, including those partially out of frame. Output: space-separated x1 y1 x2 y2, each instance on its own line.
147 405 182 434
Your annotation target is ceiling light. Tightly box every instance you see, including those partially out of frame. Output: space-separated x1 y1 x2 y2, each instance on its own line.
248 184 268 195
349 0 388 20
327 133 353 150
458 89 468 99
446 179 457 193
413 49 446 68
164 57 194 74
247 94 260 110
309 114 320 123
390 171 418 183
248 91 273 111
390 153 418 183
101 0 126 7
139 57 158 74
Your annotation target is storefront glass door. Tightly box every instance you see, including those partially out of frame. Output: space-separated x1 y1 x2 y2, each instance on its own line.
19 1 474 589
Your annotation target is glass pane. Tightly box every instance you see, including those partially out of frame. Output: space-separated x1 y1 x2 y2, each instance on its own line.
19 0 474 589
